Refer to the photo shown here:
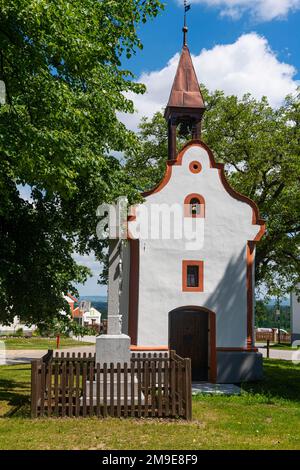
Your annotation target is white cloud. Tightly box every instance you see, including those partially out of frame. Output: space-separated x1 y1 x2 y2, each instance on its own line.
73 253 107 296
121 33 298 131
17 184 33 202
181 0 300 21
73 253 101 275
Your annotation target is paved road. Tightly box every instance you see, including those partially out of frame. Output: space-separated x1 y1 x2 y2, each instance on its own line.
1 345 299 365
258 346 299 361
0 346 96 365
71 335 96 343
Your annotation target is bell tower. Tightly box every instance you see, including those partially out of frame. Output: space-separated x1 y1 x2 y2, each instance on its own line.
164 2 206 160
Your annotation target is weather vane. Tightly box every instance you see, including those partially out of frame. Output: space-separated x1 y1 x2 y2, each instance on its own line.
183 1 191 47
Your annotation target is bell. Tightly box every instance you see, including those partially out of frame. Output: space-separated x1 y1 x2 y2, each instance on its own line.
178 119 193 138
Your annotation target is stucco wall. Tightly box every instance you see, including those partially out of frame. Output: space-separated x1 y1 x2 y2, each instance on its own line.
129 145 261 347
120 241 130 335
291 286 300 341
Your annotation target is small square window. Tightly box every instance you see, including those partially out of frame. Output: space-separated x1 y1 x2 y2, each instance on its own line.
182 261 204 292
187 265 199 287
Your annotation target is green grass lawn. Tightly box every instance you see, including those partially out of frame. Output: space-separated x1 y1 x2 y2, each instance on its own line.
1 337 94 350
0 359 299 450
271 344 300 351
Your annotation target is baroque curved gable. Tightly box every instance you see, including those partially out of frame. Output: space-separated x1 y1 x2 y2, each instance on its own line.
142 140 265 243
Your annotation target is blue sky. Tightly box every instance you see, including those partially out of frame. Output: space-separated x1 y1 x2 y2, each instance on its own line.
78 0 300 296
128 0 300 80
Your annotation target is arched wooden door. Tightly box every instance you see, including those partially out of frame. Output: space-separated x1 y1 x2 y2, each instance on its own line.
169 307 211 381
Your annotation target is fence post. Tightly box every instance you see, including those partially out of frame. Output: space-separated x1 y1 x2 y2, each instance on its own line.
42 349 53 363
184 358 192 421
31 360 39 418
266 339 270 359
170 355 176 417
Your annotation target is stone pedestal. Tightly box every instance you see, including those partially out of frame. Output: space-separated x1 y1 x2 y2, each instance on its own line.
95 334 131 365
82 374 145 406
91 239 139 406
91 334 144 407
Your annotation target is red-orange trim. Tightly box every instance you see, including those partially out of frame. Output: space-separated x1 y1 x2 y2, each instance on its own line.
247 241 255 349
189 161 202 174
209 311 217 383
168 305 217 383
182 260 204 292
128 239 139 345
184 193 205 218
130 346 169 351
143 140 265 242
142 163 173 197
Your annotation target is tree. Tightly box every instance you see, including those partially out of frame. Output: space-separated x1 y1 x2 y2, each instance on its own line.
0 0 163 325
255 300 270 328
124 87 300 297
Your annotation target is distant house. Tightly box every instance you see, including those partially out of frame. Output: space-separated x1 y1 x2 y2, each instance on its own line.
83 307 101 327
0 317 35 336
63 293 90 323
0 293 82 335
79 300 92 313
291 286 300 342
72 307 83 322
72 305 101 329
63 293 79 315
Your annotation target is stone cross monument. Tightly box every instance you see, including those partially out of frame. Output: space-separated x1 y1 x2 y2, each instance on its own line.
95 239 131 364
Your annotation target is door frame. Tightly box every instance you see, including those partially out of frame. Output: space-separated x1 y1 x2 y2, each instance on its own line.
168 306 217 383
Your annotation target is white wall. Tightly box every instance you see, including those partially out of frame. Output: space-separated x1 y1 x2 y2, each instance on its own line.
0 317 35 334
83 308 101 325
291 285 300 339
129 145 261 347
120 240 130 334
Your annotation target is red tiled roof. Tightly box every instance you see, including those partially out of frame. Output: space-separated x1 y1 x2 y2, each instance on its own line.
67 293 79 304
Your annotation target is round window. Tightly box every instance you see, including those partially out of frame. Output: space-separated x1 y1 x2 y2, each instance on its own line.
189 161 202 174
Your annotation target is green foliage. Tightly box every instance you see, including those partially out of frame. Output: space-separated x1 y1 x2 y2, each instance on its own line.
0 0 164 324
255 301 290 330
255 300 270 328
32 310 92 338
15 328 23 337
125 87 300 296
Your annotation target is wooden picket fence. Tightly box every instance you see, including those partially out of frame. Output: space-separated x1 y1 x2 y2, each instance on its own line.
31 350 192 420
255 330 291 344
255 331 275 342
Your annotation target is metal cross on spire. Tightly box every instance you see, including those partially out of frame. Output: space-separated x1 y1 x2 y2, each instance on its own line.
183 1 191 47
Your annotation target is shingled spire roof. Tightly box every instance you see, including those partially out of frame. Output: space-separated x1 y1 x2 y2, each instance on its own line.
164 45 205 119
164 3 206 159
